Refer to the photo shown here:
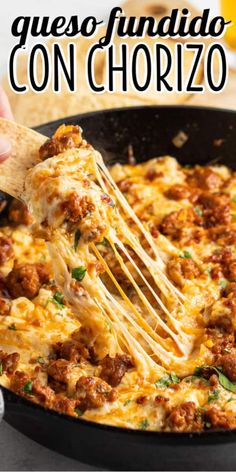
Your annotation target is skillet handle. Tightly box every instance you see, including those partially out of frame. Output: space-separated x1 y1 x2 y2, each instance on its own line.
0 388 4 423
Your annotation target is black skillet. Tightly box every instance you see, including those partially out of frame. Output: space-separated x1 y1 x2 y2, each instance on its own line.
1 105 236 471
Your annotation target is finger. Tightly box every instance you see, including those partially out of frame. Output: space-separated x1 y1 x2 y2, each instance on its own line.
0 87 14 121
0 137 11 162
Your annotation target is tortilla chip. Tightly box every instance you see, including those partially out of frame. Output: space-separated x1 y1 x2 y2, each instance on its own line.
6 90 150 127
0 118 46 198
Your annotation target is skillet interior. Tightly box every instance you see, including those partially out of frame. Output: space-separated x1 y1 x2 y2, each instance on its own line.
1 105 236 471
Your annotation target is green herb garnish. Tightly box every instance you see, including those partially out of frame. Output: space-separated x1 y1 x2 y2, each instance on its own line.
232 214 236 222
208 389 220 404
98 238 109 247
72 266 87 281
195 365 236 394
219 280 228 289
74 407 83 417
23 380 33 393
181 250 192 259
232 196 236 203
194 207 203 217
0 362 3 376
48 292 65 309
37 357 46 366
8 323 17 331
124 399 132 407
227 397 234 403
139 419 149 430
155 373 180 388
74 229 81 251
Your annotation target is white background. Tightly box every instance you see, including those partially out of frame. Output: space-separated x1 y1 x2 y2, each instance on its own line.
0 0 220 79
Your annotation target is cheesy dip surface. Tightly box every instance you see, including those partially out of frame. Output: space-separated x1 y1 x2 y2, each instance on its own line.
1 126 236 432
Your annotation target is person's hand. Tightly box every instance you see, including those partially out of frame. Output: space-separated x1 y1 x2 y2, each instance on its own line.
0 87 14 162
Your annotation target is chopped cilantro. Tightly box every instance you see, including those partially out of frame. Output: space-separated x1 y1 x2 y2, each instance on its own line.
208 389 220 404
74 407 83 417
227 397 234 403
8 323 17 331
181 250 192 259
155 372 180 388
72 266 87 281
98 238 109 247
194 206 203 217
139 419 149 430
48 292 65 309
23 380 33 393
74 229 81 251
53 292 64 305
40 255 47 262
0 362 3 376
124 399 132 407
37 357 46 366
219 280 228 289
195 365 236 394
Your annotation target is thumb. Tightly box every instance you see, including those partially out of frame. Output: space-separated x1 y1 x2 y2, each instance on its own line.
0 137 11 162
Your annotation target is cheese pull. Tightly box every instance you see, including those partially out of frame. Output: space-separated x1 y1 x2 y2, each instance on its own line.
0 118 198 378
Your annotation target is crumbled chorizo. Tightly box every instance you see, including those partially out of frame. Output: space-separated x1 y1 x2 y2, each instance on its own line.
155 395 169 404
10 370 29 393
220 352 236 381
0 350 20 375
211 333 234 357
209 226 236 246
6 263 50 299
159 208 203 240
47 359 72 383
167 257 200 288
207 248 232 264
76 375 117 411
118 179 132 193
197 192 231 227
32 378 55 407
207 249 236 282
61 193 95 224
0 297 11 316
8 200 33 226
54 339 89 363
159 209 189 239
186 166 223 191
165 184 192 201
166 402 203 432
53 396 78 415
0 237 13 265
100 354 134 387
205 407 236 429
10 370 55 407
136 395 148 405
225 283 236 299
207 298 236 333
39 125 83 160
145 169 164 181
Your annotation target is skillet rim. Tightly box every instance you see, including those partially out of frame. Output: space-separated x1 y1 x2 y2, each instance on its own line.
2 104 236 441
35 103 236 131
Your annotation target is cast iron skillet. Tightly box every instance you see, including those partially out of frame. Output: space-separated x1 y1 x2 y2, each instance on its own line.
1 106 236 471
